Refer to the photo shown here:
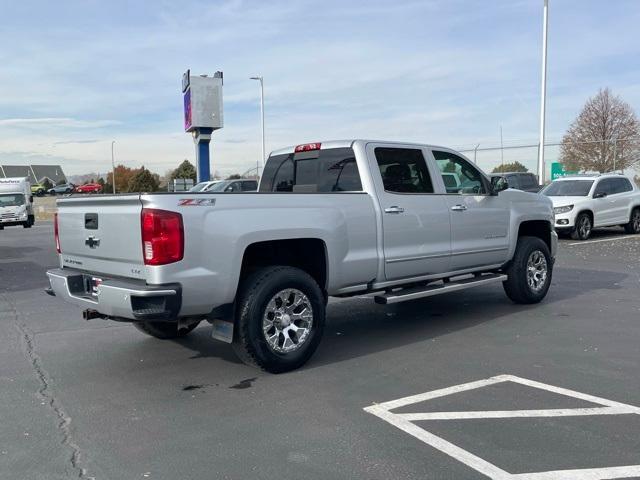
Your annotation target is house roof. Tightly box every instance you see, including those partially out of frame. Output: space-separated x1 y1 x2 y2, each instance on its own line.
0 164 66 184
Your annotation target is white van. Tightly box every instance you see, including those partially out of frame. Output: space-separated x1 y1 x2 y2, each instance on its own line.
0 177 35 229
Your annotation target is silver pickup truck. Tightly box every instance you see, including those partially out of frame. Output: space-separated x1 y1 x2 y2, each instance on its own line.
46 140 557 372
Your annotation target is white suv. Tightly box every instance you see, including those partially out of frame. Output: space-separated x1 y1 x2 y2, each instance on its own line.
541 174 640 240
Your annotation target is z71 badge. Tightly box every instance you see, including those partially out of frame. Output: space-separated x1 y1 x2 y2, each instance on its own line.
178 198 216 207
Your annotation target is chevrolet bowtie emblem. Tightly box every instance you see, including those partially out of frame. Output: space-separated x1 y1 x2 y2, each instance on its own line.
85 236 100 249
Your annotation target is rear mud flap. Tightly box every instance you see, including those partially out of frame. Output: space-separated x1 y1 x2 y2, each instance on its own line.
211 319 234 343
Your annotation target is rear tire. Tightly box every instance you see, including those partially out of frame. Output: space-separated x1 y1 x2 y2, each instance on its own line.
134 319 200 339
570 213 592 240
503 236 552 304
624 208 640 234
23 215 34 228
232 266 325 373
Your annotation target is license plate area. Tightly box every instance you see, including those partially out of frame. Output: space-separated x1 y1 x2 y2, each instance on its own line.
83 275 103 297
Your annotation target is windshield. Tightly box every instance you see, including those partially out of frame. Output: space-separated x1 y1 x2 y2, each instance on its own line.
208 181 231 192
542 180 594 197
0 194 26 207
189 182 210 192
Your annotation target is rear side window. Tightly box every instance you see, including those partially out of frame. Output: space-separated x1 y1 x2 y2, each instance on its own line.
241 181 258 191
613 178 633 193
594 178 616 196
519 174 538 189
259 148 362 193
506 175 520 189
375 147 433 194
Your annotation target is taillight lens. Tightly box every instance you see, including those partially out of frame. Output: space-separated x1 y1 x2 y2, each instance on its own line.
141 209 184 265
54 212 61 253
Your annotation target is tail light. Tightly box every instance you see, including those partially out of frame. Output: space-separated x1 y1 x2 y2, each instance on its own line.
141 209 184 265
54 212 61 253
294 143 321 153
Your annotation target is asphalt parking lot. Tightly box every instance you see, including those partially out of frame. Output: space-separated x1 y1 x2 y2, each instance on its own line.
2 222 640 480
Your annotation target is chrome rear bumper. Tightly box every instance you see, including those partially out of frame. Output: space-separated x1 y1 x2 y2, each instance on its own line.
46 268 181 321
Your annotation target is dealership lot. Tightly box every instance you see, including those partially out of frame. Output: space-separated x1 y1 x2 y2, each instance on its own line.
1 223 640 480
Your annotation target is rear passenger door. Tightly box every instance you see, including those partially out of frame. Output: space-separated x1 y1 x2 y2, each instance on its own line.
610 178 634 224
366 144 451 280
430 149 510 271
592 178 617 226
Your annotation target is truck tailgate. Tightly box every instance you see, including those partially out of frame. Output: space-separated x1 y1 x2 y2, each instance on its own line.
56 195 146 279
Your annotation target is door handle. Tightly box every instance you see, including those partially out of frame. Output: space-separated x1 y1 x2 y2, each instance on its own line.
384 206 404 214
451 204 468 212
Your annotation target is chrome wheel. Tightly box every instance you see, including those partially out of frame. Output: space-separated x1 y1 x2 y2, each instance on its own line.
526 250 548 293
578 215 591 239
262 288 313 354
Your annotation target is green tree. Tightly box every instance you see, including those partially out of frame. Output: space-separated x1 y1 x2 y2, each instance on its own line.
492 161 528 173
443 161 457 173
42 178 53 190
171 159 197 182
226 173 242 180
127 166 159 193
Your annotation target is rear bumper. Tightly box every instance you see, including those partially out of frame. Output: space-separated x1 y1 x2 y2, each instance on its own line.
46 268 182 321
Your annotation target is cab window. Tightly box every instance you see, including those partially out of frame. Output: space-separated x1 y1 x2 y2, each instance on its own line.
374 147 434 194
259 148 362 193
433 150 487 195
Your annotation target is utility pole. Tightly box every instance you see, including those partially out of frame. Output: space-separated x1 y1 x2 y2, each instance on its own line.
250 76 265 177
111 140 116 194
473 144 480 164
500 126 504 169
537 0 549 184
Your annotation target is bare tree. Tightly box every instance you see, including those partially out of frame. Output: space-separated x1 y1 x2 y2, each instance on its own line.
560 88 640 172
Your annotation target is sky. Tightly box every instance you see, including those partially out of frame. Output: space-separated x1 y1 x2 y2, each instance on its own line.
1 0 639 178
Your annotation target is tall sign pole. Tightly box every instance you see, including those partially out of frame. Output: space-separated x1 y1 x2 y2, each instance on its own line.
183 70 224 183
537 0 549 184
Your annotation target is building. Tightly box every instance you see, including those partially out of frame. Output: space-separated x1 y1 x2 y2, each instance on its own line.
0 164 67 185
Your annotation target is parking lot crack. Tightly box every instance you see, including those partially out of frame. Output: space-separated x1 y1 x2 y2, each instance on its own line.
4 294 92 480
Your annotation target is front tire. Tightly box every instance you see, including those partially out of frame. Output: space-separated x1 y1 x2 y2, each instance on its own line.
134 319 200 339
571 213 592 240
233 266 325 373
503 236 552 304
624 208 640 234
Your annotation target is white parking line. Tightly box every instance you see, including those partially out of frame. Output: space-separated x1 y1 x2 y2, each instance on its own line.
364 374 640 480
568 235 640 246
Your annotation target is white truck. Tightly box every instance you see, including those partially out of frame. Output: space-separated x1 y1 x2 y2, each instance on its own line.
46 140 557 372
0 177 35 229
541 173 640 240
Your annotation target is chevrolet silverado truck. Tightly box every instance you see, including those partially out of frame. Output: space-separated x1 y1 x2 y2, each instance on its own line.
46 140 557 372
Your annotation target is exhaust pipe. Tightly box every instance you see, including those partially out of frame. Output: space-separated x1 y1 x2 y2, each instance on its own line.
82 309 107 321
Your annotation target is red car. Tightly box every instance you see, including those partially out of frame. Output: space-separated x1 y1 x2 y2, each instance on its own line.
74 183 103 194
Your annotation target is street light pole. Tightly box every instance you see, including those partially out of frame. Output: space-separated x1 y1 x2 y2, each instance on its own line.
111 140 116 194
250 76 265 177
537 0 549 184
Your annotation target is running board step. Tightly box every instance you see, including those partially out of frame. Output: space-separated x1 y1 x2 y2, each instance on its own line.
374 273 508 305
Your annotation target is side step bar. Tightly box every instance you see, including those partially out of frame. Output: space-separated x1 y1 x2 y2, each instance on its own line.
374 273 508 305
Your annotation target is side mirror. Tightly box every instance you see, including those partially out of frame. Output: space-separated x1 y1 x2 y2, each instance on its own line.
593 192 607 199
491 176 509 193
